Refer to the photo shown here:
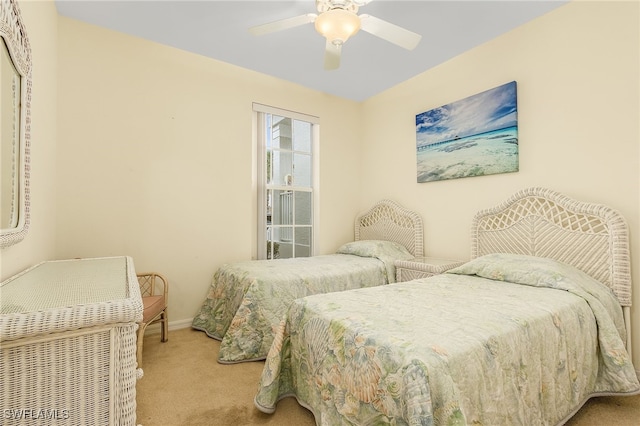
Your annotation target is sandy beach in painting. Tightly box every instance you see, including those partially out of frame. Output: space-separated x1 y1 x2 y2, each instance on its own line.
416 126 518 183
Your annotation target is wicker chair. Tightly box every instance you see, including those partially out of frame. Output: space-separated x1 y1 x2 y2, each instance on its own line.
136 272 169 367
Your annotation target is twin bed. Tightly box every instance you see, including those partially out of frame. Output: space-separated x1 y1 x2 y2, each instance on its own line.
192 199 424 363
253 187 640 425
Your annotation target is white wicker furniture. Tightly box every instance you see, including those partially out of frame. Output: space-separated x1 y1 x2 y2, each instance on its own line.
395 257 465 282
0 256 143 426
0 0 33 249
355 199 424 257
472 187 633 357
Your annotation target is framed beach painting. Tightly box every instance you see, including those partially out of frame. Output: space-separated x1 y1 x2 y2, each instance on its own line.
415 81 518 183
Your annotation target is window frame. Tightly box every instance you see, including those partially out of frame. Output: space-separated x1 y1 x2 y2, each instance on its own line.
253 103 320 260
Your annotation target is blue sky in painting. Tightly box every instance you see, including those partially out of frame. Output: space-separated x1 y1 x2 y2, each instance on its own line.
416 81 518 146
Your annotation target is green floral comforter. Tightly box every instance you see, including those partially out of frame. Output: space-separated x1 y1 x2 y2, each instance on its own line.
192 240 414 363
254 254 640 425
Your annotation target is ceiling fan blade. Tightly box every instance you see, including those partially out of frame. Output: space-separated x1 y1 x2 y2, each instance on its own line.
324 40 341 70
359 14 421 50
249 13 317 36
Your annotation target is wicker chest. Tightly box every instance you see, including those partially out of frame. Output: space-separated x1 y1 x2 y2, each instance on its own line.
0 256 143 426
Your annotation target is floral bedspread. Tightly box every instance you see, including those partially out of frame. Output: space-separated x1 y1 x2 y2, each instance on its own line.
192 241 413 363
254 254 640 425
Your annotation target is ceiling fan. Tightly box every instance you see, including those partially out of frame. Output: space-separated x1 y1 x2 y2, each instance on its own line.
249 0 422 70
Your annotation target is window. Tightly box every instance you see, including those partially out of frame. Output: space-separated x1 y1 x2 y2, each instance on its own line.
254 104 319 260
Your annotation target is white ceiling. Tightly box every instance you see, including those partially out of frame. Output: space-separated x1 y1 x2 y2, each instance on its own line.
54 0 567 102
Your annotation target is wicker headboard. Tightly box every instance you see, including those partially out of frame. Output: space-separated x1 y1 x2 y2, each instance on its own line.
354 200 424 258
471 187 631 307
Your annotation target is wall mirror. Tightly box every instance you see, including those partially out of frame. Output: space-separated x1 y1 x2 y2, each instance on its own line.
1 0 32 248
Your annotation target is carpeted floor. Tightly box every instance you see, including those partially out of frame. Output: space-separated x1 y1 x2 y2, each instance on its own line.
136 328 640 426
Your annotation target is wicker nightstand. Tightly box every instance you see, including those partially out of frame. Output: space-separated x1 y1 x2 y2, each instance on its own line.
395 257 466 282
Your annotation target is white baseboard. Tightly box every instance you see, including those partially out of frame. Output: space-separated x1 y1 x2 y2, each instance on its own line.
143 317 193 335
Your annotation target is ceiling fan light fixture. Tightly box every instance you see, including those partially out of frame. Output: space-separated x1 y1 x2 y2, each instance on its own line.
314 8 361 45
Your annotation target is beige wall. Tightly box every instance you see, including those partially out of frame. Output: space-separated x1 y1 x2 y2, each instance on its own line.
0 0 58 277
55 17 362 327
361 0 639 366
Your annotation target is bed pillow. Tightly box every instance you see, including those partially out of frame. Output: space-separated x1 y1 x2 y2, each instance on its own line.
447 252 621 317
446 252 597 289
336 240 413 261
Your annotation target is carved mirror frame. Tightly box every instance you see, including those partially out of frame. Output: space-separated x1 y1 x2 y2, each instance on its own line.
1 0 32 248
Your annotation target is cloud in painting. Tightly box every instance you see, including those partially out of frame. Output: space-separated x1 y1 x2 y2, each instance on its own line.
416 81 517 146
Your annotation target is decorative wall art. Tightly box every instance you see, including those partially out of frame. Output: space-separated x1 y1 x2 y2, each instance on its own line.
415 81 518 183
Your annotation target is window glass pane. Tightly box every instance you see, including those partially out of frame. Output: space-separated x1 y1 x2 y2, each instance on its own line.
270 115 280 149
272 116 291 150
265 114 272 150
295 227 312 258
266 227 279 259
271 190 293 227
277 241 292 259
293 120 311 153
293 153 311 188
295 191 312 225
266 149 273 185
271 151 292 186
266 189 273 225
278 226 293 243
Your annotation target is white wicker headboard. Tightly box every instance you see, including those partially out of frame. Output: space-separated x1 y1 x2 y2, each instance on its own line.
472 187 633 356
355 200 424 258
471 187 631 307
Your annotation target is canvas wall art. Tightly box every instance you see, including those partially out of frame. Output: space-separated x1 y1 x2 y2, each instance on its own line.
415 81 518 183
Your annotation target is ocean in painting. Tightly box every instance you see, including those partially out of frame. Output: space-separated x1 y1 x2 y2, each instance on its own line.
416 126 518 183
415 81 518 183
